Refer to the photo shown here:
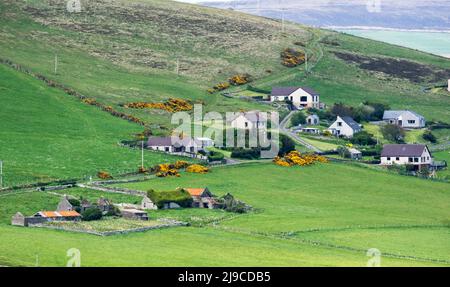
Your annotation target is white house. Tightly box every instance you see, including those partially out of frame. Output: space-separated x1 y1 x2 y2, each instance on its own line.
382 110 425 129
141 195 158 210
228 110 267 130
147 136 200 153
306 114 320 125
328 116 362 138
270 87 320 109
381 144 433 169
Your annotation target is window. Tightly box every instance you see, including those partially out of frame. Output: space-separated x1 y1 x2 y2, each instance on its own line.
300 96 308 102
414 158 419 163
408 157 413 163
337 122 342 127
165 147 169 152
408 120 416 124
396 157 400 161
387 157 391 161
245 122 248 128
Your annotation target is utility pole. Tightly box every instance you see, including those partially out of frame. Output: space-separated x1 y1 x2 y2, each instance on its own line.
141 140 144 169
281 10 285 33
54 54 58 75
0 160 3 189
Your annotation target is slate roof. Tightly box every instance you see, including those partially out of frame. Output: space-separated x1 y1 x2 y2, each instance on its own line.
147 137 173 147
383 110 424 120
271 87 319 96
341 116 362 132
227 111 268 123
381 144 427 157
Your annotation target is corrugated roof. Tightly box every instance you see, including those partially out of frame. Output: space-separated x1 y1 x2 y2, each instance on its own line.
185 188 206 197
58 211 81 217
381 144 427 157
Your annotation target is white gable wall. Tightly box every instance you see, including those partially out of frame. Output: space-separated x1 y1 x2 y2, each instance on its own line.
271 88 320 108
328 116 357 138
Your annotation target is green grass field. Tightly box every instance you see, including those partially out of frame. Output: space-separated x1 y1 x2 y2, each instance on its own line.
0 162 448 266
0 65 187 186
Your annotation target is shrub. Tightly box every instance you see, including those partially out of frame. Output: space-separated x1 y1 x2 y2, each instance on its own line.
274 151 328 167
186 164 209 174
231 148 261 160
229 74 252 86
97 171 112 180
68 198 81 207
422 131 437 143
291 112 306 126
174 160 189 169
147 189 193 209
105 206 121 217
278 134 296 156
351 131 377 146
82 207 103 221
281 48 305 67
208 151 225 162
381 124 405 143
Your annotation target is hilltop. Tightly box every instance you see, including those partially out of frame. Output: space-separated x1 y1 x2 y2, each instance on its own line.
1 0 449 133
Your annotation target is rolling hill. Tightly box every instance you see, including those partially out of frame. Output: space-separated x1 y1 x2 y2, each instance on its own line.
1 0 450 133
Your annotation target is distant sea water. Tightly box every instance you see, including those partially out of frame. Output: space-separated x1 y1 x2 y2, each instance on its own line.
337 29 450 58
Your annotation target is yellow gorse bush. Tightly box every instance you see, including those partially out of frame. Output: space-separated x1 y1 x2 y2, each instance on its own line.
273 151 328 167
186 164 209 174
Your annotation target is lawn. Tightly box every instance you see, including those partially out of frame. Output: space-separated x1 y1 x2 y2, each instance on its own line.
0 162 449 266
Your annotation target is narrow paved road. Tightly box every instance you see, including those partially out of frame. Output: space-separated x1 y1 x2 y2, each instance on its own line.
279 111 323 153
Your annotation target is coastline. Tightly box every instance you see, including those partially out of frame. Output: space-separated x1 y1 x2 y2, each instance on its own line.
328 26 450 33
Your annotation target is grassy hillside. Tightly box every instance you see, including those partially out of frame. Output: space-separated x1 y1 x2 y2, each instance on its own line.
1 0 449 133
0 64 185 186
0 163 448 266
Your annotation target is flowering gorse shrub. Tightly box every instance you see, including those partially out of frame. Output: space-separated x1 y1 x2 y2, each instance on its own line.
97 171 113 179
273 151 328 167
123 98 193 113
186 164 209 174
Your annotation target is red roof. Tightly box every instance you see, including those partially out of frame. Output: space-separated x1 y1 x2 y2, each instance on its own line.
185 188 206 197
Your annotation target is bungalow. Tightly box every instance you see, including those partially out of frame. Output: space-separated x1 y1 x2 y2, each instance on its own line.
306 114 320 125
185 187 216 209
270 87 320 109
328 116 362 138
382 110 425 129
147 136 200 154
381 144 433 169
228 110 267 130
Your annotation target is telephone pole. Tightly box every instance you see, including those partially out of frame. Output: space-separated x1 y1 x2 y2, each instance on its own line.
141 141 144 169
0 160 3 189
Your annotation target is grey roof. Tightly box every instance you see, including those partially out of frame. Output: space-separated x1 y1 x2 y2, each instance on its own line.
271 87 319 96
381 144 427 157
383 110 424 120
341 116 362 132
147 137 172 147
228 111 268 123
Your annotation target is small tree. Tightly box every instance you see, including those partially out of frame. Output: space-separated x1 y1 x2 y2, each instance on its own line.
291 112 306 126
81 207 103 221
422 131 437 143
351 131 377 146
278 134 296 156
381 124 405 143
